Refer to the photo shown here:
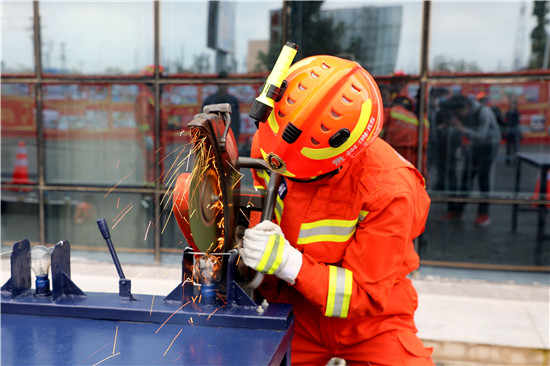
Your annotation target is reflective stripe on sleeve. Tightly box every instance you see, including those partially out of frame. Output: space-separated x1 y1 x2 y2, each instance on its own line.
390 110 419 126
297 219 357 245
256 169 270 188
274 195 284 225
325 266 353 318
358 210 369 222
256 234 284 274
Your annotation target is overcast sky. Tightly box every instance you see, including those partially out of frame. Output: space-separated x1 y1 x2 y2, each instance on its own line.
1 1 540 74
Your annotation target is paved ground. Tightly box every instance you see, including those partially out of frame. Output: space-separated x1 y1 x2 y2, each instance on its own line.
2 254 548 365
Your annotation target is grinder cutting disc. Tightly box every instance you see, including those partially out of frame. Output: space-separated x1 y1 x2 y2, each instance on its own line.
173 104 240 254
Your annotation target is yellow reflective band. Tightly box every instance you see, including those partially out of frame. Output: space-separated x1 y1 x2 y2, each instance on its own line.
300 99 372 160
267 235 285 275
274 196 284 225
390 110 419 126
297 219 357 245
256 234 285 274
358 210 369 222
267 111 280 134
423 117 430 129
256 235 276 272
256 168 270 186
325 266 353 318
340 269 353 318
325 266 337 317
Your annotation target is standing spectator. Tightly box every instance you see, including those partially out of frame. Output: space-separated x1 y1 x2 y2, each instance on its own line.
434 96 464 221
504 99 521 166
451 95 501 226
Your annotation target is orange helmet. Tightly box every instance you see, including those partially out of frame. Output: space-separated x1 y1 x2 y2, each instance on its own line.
257 55 383 179
139 65 166 77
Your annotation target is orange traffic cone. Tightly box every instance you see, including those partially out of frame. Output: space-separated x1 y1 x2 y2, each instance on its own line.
531 171 550 208
9 141 32 191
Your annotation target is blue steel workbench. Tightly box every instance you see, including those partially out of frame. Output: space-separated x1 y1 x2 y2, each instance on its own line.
1 240 294 365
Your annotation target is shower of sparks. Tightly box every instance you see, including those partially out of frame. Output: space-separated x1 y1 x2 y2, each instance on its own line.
163 329 183 356
104 169 136 198
117 198 120 209
112 326 119 354
155 301 191 334
92 352 121 366
144 221 152 241
150 295 155 316
188 317 194 326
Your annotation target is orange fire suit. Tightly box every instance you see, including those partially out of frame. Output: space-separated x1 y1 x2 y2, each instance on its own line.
381 104 429 178
252 135 434 365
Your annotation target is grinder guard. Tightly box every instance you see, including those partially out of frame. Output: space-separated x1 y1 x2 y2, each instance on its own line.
173 103 240 254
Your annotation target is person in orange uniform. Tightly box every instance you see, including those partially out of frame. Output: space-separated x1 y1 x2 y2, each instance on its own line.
381 94 430 178
240 56 434 365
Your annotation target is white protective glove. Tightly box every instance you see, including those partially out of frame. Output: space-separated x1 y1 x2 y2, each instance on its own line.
240 220 303 285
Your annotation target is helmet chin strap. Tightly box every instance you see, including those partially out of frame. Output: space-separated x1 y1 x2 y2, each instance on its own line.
287 167 342 183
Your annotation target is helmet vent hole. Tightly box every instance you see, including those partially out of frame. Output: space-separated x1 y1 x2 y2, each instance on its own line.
351 84 361 93
311 137 320 145
287 97 296 105
310 71 319 79
331 109 341 118
322 62 330 69
342 95 352 104
278 110 286 118
321 124 330 132
298 83 307 91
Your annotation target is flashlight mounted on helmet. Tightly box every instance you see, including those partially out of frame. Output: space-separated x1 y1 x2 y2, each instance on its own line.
249 42 298 124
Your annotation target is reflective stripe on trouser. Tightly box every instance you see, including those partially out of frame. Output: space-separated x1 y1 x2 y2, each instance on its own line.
297 219 357 245
325 266 353 318
256 234 284 274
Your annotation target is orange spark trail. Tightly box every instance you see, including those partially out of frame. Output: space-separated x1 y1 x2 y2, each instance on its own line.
112 204 133 229
112 326 118 354
104 169 136 198
149 295 155 316
116 160 120 169
112 202 133 222
117 198 120 209
155 301 191 334
145 221 152 240
206 306 221 321
92 352 121 366
163 329 183 356
77 342 110 365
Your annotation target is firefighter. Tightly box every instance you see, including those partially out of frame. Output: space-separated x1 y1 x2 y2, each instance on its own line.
381 94 430 178
240 56 434 365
